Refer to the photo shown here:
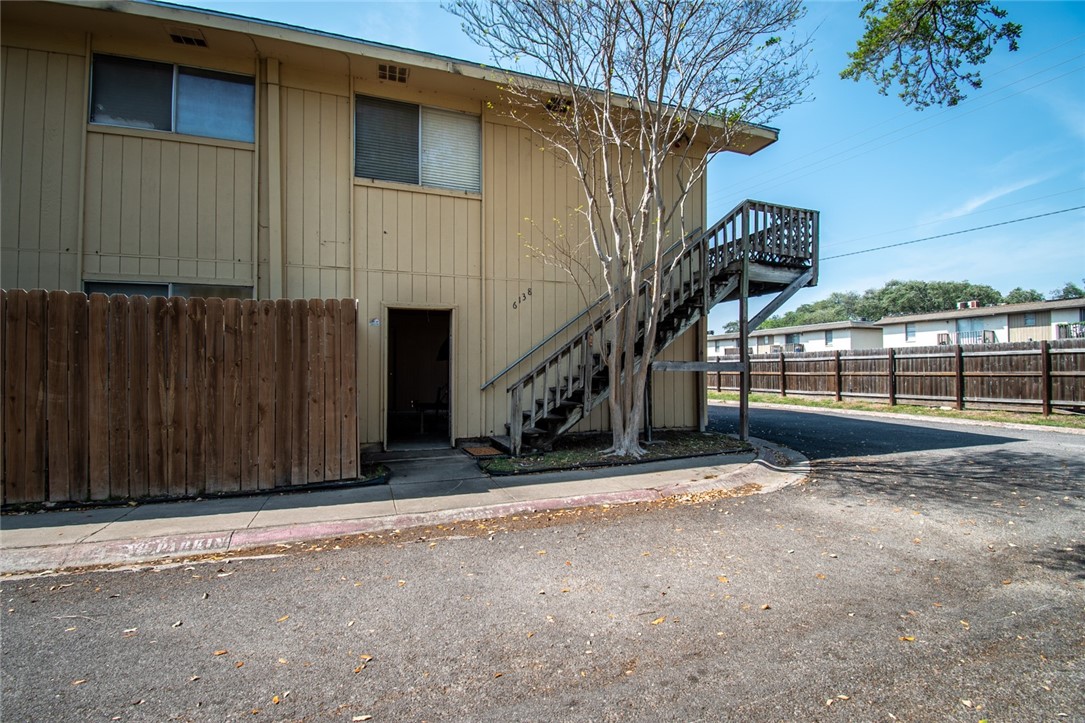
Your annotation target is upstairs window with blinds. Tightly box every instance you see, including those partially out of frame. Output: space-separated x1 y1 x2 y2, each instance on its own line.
355 95 481 194
90 54 254 143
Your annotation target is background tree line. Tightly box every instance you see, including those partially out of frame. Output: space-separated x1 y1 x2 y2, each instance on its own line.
719 279 1085 332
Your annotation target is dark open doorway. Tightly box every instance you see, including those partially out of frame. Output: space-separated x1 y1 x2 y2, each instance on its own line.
387 309 451 446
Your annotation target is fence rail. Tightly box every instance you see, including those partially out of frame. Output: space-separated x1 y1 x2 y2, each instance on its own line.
2 289 359 506
706 340 1085 414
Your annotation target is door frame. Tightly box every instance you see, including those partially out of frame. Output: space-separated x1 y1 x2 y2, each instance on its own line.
380 303 456 450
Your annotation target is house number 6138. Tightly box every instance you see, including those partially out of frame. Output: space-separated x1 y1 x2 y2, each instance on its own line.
512 287 532 310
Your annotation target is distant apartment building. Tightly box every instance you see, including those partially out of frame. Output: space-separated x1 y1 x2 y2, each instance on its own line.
708 320 883 357
878 298 1085 347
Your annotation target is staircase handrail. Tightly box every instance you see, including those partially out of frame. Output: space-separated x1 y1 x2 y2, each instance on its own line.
480 214 727 391
501 198 818 455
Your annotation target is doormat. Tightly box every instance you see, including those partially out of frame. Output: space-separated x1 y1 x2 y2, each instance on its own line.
463 446 504 458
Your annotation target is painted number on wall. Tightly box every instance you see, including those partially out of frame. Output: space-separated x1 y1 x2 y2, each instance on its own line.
512 287 532 310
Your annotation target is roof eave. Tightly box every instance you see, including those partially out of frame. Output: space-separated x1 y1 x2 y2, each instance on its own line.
60 0 779 154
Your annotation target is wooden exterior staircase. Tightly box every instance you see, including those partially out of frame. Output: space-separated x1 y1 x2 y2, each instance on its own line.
490 200 819 455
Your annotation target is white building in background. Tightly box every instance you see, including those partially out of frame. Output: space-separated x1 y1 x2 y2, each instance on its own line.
877 298 1085 348
708 320 883 357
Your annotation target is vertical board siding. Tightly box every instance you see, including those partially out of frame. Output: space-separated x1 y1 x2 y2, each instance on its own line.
281 88 351 299
0 290 359 505
82 132 254 284
352 185 483 442
478 119 707 439
0 47 84 291
707 341 1085 412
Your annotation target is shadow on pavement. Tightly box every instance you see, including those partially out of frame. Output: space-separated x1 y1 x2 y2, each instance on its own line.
1031 543 1085 580
709 406 1021 459
808 447 1083 515
0 482 389 531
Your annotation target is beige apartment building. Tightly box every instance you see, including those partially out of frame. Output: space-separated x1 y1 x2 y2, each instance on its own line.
2 0 807 461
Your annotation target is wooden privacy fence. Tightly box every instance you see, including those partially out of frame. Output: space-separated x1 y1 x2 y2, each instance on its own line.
707 340 1085 414
2 289 358 505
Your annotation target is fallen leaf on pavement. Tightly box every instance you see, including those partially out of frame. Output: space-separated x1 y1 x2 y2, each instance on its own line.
717 576 729 583
235 661 244 668
213 650 228 656
72 679 87 686
899 636 915 642
276 615 290 623
650 617 666 625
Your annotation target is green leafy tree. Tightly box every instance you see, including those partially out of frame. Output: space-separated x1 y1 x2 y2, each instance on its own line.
841 0 1022 108
1050 280 1085 300
1003 287 1044 304
873 279 1002 316
748 279 1054 328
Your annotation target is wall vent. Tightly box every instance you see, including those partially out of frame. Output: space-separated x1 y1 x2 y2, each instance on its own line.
167 26 208 47
378 64 409 83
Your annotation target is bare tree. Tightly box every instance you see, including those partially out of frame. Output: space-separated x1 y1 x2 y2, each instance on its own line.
451 0 812 456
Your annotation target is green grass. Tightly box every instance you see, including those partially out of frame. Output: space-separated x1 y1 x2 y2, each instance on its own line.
480 430 752 474
708 391 1085 430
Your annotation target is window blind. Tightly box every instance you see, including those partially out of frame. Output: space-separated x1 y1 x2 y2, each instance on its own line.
355 95 419 185
420 107 481 193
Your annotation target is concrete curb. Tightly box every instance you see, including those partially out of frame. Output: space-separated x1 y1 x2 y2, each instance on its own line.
1 440 809 577
710 399 1085 435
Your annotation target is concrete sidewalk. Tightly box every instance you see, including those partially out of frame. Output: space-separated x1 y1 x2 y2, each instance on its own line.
0 438 808 577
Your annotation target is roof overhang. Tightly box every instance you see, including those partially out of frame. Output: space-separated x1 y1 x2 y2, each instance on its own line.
3 0 778 155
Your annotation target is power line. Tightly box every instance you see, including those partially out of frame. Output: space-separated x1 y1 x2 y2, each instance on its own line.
822 206 1085 261
828 187 1085 251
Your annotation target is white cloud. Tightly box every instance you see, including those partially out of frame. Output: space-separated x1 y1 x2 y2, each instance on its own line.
924 175 1050 224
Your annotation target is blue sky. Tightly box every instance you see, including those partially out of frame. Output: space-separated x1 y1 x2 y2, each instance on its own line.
183 0 1085 329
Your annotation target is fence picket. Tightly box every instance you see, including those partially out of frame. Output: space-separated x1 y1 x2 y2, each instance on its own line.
290 299 308 485
3 291 27 503
240 300 261 491
204 298 224 493
127 295 149 499
263 300 283 488
185 298 207 496
88 294 110 500
324 299 341 481
166 297 187 497
223 299 243 491
307 299 325 483
341 300 358 479
147 296 168 496
68 292 89 500
22 291 47 503
46 291 70 502
273 299 292 487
